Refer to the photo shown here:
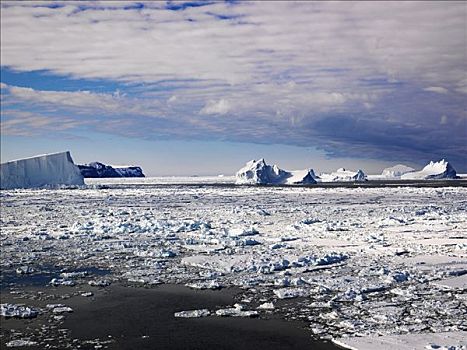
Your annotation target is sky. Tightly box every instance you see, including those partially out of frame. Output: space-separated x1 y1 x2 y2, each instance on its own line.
1 1 466 176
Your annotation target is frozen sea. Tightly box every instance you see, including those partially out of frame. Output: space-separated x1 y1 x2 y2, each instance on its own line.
1 177 466 349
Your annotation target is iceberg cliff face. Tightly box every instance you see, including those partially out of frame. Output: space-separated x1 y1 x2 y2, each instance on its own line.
0 151 84 189
77 162 145 178
381 164 415 178
235 159 317 185
401 159 457 180
318 168 367 182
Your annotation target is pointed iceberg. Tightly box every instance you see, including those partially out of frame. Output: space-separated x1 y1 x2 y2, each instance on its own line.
235 159 317 185
401 159 457 180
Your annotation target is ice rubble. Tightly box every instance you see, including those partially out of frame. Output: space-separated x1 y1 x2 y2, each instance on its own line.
401 159 458 180
77 162 145 178
235 159 317 184
318 168 367 182
0 151 84 189
381 164 415 178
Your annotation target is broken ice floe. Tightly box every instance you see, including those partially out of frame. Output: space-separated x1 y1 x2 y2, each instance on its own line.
46 304 73 314
185 280 222 290
50 278 76 286
174 309 211 318
215 304 259 317
5 340 38 347
1 304 39 318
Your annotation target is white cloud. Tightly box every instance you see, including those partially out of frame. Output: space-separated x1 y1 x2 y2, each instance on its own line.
200 99 231 115
1 2 465 166
424 86 449 94
1 1 465 89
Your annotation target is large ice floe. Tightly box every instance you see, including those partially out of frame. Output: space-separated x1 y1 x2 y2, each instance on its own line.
401 159 458 180
0 151 84 189
235 159 317 184
77 162 145 178
0 179 466 349
317 168 367 182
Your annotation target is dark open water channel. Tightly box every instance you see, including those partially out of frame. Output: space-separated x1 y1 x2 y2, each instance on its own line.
63 284 340 350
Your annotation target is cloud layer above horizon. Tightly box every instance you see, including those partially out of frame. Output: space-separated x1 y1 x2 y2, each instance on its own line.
1 1 466 168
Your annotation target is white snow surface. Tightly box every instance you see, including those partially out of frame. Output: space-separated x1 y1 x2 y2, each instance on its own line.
333 331 467 350
235 159 317 185
1 181 466 347
0 151 84 189
401 159 457 180
318 168 367 182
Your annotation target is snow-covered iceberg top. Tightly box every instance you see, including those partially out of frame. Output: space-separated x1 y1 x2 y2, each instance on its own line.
381 164 415 178
235 159 317 185
318 168 367 182
401 159 457 180
0 151 84 189
77 162 145 178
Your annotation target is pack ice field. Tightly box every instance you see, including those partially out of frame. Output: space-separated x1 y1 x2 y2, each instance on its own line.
1 182 466 349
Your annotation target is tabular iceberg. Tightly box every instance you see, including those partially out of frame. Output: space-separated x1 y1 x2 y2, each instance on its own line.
0 151 84 189
381 164 415 178
235 159 317 185
77 162 145 178
318 168 367 182
401 159 457 180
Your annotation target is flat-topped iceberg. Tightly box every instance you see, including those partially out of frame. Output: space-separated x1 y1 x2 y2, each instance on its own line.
0 151 84 189
77 162 145 178
401 159 457 180
235 159 317 185
381 164 415 178
318 168 367 182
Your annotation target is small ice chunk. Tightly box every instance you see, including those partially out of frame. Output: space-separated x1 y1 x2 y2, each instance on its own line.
273 288 307 299
257 302 275 310
174 309 211 318
50 278 76 286
60 271 88 278
52 306 73 314
16 266 34 275
185 280 222 290
228 227 259 237
88 279 111 287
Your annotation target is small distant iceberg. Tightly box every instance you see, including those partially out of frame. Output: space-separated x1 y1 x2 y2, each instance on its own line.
78 162 145 178
401 159 457 180
317 168 367 182
235 159 317 185
0 151 84 189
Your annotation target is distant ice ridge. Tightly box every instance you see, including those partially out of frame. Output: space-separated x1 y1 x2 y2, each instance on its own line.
0 151 84 189
318 168 367 182
401 159 457 180
235 159 317 185
78 162 145 178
